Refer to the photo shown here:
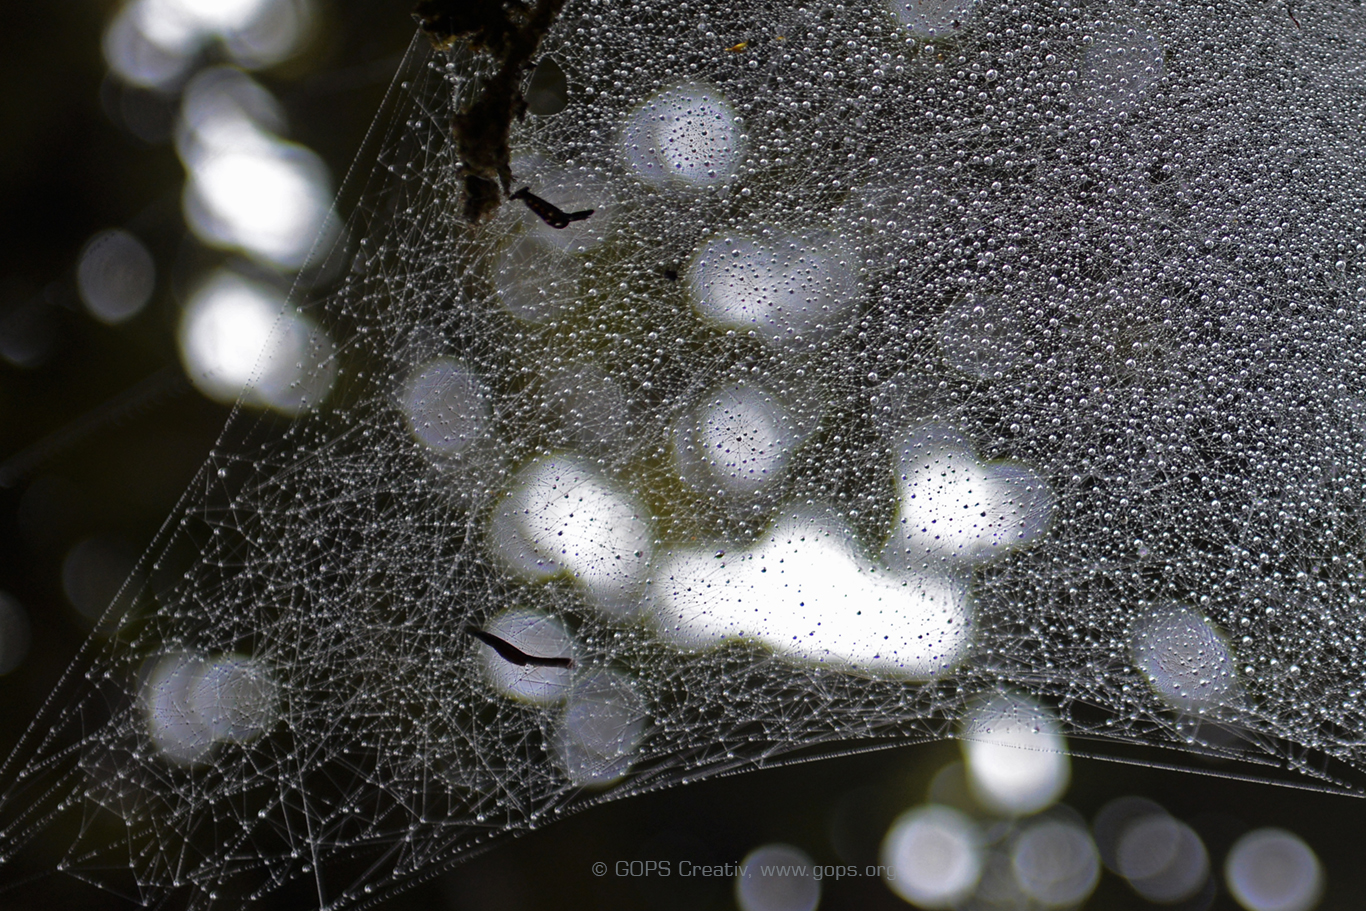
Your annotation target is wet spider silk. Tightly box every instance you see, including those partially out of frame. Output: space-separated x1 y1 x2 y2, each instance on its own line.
4 0 1366 908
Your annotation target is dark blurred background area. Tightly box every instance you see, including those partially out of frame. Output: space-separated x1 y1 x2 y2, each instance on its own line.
0 3 1359 910
0 0 407 733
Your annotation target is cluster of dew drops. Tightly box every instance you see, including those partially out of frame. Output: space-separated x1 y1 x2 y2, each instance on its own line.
357 0 1366 791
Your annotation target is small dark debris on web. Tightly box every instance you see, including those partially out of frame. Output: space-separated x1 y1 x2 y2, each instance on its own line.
511 187 593 228
467 628 574 668
412 0 571 223
1286 1 1301 27
663 268 679 282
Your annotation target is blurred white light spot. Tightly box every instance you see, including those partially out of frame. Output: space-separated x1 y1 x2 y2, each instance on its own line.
1011 818 1100 907
103 4 194 89
689 231 860 341
676 383 805 495
180 274 276 397
1093 795 1168 872
476 608 575 704
183 142 335 269
1132 603 1240 714
1225 829 1324 911
488 454 654 615
552 671 647 786
206 0 280 38
145 654 216 765
736 844 821 911
179 270 337 414
191 654 280 743
218 0 312 70
106 0 310 84
176 69 333 268
620 83 744 188
400 358 492 455
646 509 973 679
962 694 1069 816
144 652 278 765
77 229 156 325
0 593 32 676
888 0 978 37
62 536 138 623
1116 813 1210 903
884 427 1054 571
179 66 286 152
881 804 983 908
967 850 1030 908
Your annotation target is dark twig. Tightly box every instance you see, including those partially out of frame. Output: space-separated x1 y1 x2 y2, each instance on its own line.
413 0 572 222
510 187 594 228
467 628 575 668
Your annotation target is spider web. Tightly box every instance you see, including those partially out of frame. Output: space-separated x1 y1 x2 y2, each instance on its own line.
5 0 1366 906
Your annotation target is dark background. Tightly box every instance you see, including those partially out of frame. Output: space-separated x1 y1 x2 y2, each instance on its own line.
0 3 1360 909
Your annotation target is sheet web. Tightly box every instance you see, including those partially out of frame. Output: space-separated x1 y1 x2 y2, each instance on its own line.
6 0 1366 906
